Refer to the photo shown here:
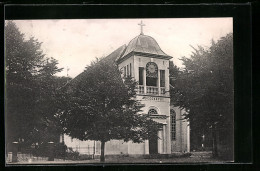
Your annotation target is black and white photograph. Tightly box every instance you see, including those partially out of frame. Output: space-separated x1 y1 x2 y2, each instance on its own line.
5 17 234 164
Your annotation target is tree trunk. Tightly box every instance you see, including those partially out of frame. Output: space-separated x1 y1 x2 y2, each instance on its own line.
212 128 218 158
100 140 105 162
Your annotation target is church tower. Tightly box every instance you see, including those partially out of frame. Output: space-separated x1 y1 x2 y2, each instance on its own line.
116 21 173 154
64 21 190 155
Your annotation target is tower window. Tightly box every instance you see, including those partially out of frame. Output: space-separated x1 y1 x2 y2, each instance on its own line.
130 63 132 77
171 109 176 141
146 77 157 86
148 109 158 115
124 66 126 77
127 65 129 76
160 70 165 87
139 67 144 85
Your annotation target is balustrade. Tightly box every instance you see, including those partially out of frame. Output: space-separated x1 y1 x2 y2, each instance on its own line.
146 86 158 95
160 87 166 95
137 85 168 96
138 85 144 94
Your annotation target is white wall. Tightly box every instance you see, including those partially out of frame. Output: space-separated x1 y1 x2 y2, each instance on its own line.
64 135 95 154
170 107 190 153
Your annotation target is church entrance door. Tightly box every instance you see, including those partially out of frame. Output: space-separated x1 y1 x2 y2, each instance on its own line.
149 136 158 154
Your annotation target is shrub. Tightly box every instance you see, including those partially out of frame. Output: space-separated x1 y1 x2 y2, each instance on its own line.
65 147 80 160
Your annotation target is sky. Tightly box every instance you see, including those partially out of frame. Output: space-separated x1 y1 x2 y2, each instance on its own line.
12 18 233 78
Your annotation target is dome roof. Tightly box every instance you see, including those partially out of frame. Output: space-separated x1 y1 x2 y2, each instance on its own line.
121 34 170 59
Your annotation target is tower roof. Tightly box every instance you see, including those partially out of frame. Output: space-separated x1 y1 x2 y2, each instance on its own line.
119 34 172 60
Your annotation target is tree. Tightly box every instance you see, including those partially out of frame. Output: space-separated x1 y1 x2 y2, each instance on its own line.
30 58 65 144
57 59 159 162
170 33 233 159
6 21 44 144
5 21 65 149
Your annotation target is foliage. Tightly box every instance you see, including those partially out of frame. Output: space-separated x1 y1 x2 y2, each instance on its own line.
65 147 80 160
5 21 67 148
170 33 234 158
6 21 43 144
57 58 160 162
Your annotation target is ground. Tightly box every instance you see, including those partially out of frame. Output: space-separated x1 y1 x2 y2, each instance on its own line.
7 152 231 165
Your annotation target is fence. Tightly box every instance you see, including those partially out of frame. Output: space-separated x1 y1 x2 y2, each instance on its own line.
6 143 66 163
6 144 97 163
68 145 95 155
6 149 49 163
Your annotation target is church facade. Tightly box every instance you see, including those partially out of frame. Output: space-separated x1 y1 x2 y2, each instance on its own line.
64 25 190 155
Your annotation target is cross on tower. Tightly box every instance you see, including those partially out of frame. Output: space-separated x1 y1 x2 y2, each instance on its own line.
138 20 145 35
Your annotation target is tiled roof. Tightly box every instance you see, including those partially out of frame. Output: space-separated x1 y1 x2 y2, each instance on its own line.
65 45 126 87
101 45 127 65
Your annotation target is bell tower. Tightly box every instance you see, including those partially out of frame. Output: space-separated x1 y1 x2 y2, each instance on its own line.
116 21 173 154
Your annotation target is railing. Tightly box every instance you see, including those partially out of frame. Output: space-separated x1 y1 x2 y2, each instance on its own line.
137 85 168 96
138 85 144 94
160 87 166 95
147 86 159 95
69 146 95 155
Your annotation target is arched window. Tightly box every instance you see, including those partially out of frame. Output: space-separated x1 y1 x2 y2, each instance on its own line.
148 109 158 115
170 109 176 141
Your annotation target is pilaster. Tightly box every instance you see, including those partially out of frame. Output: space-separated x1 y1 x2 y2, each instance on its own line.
158 129 163 154
163 124 167 153
143 66 146 94
144 140 149 154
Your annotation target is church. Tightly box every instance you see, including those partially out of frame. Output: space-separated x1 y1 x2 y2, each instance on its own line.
64 21 190 155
